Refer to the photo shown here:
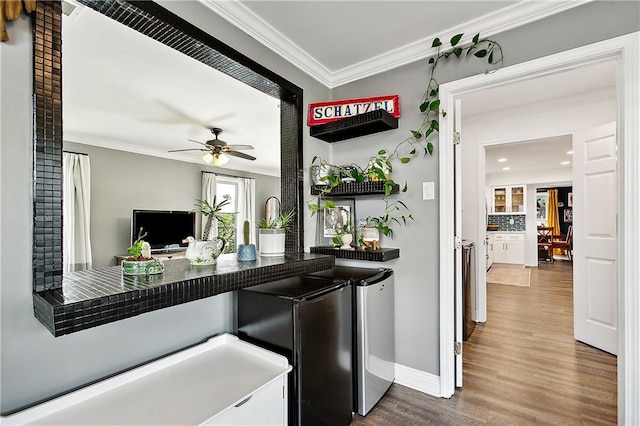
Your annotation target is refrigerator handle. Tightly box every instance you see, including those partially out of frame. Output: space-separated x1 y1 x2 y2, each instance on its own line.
302 282 348 301
363 269 394 285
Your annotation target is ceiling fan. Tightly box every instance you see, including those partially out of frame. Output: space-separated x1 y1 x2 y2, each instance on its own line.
168 127 255 166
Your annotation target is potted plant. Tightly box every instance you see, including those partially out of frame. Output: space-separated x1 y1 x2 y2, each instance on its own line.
237 219 257 261
257 209 295 257
332 221 354 249
194 195 231 241
121 227 164 275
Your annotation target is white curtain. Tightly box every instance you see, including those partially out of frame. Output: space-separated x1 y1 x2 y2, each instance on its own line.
62 152 92 272
237 177 256 246
201 172 218 240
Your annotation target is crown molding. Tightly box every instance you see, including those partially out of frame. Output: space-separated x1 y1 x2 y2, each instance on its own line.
199 0 591 89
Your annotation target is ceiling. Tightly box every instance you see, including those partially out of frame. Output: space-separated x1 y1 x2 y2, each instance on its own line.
62 0 597 177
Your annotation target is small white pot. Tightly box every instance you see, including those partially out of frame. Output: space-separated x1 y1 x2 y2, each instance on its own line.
340 234 353 249
258 229 286 257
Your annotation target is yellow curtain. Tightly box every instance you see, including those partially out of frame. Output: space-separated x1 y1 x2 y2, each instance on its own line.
547 189 561 254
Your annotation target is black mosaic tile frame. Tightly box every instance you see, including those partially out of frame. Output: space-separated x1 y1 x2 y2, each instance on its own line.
32 0 304 291
310 246 400 262
34 254 334 337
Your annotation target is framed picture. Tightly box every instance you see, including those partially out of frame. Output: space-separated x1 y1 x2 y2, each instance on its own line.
568 192 573 207
315 198 355 246
564 208 573 223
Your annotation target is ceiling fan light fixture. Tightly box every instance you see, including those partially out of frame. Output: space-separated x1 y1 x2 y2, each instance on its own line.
202 152 214 164
213 153 230 166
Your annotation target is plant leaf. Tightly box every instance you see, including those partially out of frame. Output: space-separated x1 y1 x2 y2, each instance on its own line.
431 120 439 131
378 149 387 156
429 99 440 111
450 33 463 46
325 200 335 208
474 49 488 58
411 130 422 139
428 57 435 64
425 127 434 138
402 182 408 192
409 148 416 155
488 51 494 64
419 101 429 112
453 47 462 58
432 37 442 48
472 33 480 44
400 157 410 164
427 142 434 155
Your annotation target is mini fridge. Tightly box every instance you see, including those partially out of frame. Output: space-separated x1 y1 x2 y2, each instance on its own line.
237 276 353 426
309 266 395 416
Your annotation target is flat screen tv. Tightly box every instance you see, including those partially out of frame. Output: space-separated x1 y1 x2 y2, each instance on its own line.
132 210 195 251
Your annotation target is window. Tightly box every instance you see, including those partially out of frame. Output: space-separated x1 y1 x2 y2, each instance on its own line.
216 179 238 254
536 192 548 226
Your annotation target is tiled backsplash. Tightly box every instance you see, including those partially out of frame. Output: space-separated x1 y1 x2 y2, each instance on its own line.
488 215 526 231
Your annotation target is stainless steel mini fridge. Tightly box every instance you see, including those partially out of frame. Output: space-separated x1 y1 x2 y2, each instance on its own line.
309 266 395 416
237 276 353 426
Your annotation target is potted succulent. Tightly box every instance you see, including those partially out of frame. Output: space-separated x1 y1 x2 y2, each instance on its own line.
257 209 295 257
122 227 164 275
237 219 257 261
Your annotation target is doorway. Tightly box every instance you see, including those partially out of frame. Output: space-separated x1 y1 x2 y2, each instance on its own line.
437 33 639 423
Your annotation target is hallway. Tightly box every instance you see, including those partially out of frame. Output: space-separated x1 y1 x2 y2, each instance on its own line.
353 260 617 425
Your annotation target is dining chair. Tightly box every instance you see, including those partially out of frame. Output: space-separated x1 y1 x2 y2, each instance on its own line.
552 226 573 261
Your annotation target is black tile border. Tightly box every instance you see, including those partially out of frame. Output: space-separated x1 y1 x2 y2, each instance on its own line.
32 0 304 291
310 181 400 196
310 246 399 262
34 254 335 337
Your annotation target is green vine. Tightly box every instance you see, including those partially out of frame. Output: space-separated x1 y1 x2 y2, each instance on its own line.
308 33 503 240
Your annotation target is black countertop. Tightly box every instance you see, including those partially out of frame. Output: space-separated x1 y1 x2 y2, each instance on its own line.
33 253 335 337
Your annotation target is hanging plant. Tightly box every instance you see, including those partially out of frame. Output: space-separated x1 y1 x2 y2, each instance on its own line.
308 33 503 240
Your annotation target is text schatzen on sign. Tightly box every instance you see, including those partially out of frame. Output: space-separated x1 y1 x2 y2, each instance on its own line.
308 95 400 126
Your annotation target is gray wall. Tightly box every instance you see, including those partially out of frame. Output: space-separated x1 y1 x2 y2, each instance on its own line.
329 0 639 374
0 3 330 413
1 0 638 414
64 141 279 268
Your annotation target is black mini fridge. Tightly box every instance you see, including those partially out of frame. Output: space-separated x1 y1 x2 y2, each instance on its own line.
237 276 353 426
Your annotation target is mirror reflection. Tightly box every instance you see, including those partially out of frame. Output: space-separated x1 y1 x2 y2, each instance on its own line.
60 2 283 271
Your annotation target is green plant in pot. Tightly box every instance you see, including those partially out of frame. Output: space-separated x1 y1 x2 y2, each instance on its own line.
194 195 231 241
332 221 354 249
237 219 257 261
257 209 295 257
122 227 164 276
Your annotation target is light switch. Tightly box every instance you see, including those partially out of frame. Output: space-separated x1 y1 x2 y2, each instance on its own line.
423 181 435 200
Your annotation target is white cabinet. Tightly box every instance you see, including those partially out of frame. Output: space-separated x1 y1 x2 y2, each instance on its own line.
491 233 524 265
486 234 494 270
491 185 526 214
3 334 291 426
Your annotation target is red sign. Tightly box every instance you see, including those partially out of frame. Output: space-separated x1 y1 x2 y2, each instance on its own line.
308 95 400 126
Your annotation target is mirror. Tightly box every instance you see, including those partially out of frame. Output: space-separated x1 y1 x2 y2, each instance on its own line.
32 0 303 291
265 197 281 226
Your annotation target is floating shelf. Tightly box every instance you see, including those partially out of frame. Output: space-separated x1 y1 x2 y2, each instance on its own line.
309 109 398 143
310 246 399 262
311 181 399 196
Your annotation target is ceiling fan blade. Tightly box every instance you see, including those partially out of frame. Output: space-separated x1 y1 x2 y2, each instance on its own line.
168 148 207 153
226 151 256 161
224 144 254 151
188 139 208 147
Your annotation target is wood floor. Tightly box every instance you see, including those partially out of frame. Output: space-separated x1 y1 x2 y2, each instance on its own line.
352 260 617 425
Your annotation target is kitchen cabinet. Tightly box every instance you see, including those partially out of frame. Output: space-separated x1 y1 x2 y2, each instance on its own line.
486 234 494 270
492 233 524 264
491 185 526 214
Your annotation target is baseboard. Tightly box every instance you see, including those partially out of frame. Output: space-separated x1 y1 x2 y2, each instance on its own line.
394 363 441 397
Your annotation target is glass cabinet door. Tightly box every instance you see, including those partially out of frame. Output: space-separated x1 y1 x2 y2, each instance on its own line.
510 186 525 213
493 188 507 213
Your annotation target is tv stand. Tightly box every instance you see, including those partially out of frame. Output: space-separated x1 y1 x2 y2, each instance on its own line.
115 250 186 265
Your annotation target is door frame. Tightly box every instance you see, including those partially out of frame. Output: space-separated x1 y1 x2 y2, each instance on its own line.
437 32 639 424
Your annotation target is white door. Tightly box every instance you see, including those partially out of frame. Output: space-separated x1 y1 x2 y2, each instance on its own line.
573 122 617 355
454 99 463 387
